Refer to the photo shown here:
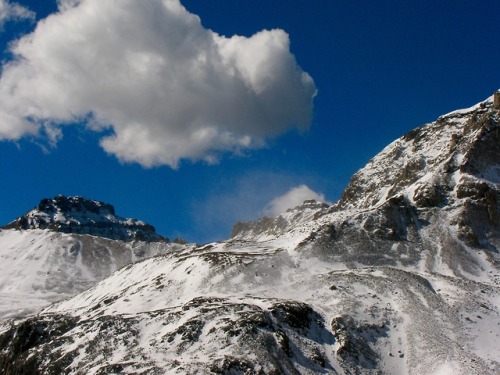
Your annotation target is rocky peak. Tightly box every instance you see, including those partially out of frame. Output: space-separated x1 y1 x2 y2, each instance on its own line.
36 195 116 217
2 195 168 242
337 93 500 211
231 199 329 240
303 93 500 274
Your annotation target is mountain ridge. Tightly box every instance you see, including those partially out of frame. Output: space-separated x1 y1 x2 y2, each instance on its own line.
2 195 168 242
0 93 499 374
232 93 499 259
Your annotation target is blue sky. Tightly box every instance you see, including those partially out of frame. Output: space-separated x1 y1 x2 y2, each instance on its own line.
0 0 499 243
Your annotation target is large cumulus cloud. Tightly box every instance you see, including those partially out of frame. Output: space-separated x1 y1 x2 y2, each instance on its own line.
0 0 316 167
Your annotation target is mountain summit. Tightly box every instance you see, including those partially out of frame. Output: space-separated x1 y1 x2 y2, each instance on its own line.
0 94 498 374
2 195 167 242
339 91 500 212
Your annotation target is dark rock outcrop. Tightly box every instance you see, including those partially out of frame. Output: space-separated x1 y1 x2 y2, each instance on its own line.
2 195 168 242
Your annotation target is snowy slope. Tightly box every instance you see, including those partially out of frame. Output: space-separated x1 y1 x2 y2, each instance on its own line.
0 94 499 374
7 239 496 374
0 229 181 320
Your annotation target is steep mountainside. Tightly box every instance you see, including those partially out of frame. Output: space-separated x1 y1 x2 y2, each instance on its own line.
233 93 500 282
306 95 500 279
0 94 499 374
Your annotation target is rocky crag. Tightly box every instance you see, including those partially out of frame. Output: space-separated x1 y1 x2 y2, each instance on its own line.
2 195 168 242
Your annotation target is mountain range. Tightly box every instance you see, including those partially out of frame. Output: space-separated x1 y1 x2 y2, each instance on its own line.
0 93 499 374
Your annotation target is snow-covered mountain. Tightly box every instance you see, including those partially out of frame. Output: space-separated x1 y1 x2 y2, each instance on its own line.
0 93 499 374
0 197 177 320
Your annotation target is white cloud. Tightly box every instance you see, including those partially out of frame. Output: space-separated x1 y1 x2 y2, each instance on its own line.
0 0 34 29
263 184 328 217
0 0 316 168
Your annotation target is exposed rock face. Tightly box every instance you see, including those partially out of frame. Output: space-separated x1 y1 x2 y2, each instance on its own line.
494 90 500 109
0 314 78 374
2 195 168 242
0 298 335 375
